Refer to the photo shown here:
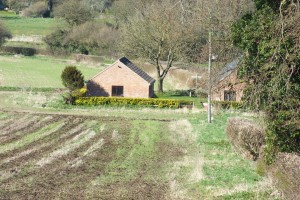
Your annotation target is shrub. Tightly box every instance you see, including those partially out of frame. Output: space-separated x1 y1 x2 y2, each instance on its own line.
1 46 36 56
268 152 300 200
212 100 243 110
61 66 84 92
21 2 48 18
0 22 12 47
75 97 193 109
43 29 70 54
226 117 265 160
72 88 87 98
44 23 118 55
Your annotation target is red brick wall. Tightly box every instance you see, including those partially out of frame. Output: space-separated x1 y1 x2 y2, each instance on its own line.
87 61 154 98
212 69 244 102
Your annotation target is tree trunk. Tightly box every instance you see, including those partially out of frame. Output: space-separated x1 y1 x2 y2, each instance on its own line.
157 77 164 93
48 0 53 12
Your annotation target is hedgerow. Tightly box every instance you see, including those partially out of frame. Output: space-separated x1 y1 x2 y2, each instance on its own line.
75 97 193 109
2 46 36 56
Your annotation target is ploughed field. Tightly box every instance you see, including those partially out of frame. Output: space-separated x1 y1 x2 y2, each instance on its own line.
0 107 278 199
0 110 191 199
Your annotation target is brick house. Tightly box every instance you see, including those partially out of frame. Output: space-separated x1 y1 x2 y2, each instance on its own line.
87 57 156 98
212 59 244 102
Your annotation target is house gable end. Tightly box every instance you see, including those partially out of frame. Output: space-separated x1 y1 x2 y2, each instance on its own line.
88 57 155 85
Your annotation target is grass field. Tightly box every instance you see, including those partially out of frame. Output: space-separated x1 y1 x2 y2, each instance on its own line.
0 54 203 105
0 55 101 88
0 97 279 199
0 11 61 36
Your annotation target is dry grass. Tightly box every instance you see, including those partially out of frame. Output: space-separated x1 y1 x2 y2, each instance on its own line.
212 177 276 197
226 117 265 160
36 129 96 167
167 119 204 199
268 152 300 200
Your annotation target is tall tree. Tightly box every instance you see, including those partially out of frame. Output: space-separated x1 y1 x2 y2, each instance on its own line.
119 0 196 93
232 0 300 161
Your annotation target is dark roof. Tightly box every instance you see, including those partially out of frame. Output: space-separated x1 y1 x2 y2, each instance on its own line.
217 59 239 82
119 57 155 84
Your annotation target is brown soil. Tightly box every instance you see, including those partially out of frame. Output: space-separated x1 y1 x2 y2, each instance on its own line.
0 110 183 200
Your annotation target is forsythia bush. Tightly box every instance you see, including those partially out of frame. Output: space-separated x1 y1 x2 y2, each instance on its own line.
75 97 193 108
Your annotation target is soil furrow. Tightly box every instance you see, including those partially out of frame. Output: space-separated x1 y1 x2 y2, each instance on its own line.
0 116 40 137
0 116 54 145
0 117 84 167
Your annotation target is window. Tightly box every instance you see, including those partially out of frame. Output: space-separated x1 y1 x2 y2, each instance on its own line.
112 86 124 97
224 90 236 101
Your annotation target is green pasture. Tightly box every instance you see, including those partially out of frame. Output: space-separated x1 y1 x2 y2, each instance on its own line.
0 11 62 36
0 55 101 88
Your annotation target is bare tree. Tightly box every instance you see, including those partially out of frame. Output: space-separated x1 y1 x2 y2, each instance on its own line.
119 0 195 93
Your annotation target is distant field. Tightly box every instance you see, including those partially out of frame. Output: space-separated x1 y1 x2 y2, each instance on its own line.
0 11 61 36
0 105 279 199
0 55 101 88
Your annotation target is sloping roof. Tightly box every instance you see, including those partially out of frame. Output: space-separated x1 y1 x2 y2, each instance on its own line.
217 59 239 82
89 57 155 84
119 57 155 84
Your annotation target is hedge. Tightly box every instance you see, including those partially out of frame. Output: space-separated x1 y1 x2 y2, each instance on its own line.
1 46 36 56
226 117 265 160
75 97 193 108
212 100 243 109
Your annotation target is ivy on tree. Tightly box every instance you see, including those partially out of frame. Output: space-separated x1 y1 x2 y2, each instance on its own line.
231 0 300 163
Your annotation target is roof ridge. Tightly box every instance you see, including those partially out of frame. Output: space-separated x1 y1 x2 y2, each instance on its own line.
119 57 155 84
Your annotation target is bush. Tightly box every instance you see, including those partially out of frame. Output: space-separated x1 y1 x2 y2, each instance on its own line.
75 97 193 108
0 22 12 47
21 2 48 17
226 117 265 160
1 46 36 56
268 152 300 200
44 23 118 55
212 100 243 110
61 66 84 92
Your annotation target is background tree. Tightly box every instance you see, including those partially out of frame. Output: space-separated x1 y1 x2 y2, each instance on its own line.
119 0 196 93
0 21 12 47
53 0 92 26
117 0 254 93
21 1 48 17
84 0 114 13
